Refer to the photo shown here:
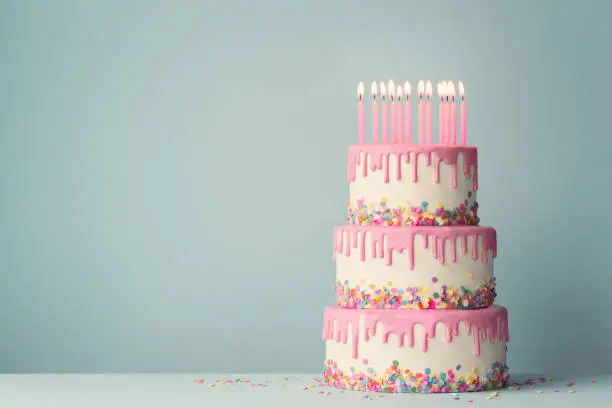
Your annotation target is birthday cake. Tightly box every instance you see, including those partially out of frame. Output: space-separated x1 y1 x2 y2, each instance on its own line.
322 80 509 393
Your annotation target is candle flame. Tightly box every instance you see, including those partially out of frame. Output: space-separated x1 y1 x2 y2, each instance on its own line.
425 80 432 99
447 81 456 99
388 80 395 101
371 81 378 98
380 81 387 99
357 82 364 99
418 80 425 99
458 81 465 100
404 81 411 99
396 85 402 100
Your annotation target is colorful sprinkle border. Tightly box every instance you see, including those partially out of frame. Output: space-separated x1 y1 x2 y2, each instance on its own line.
323 360 509 393
347 198 479 227
335 278 496 309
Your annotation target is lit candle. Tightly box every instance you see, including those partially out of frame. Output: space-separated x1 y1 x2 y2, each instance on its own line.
388 80 396 144
357 81 365 144
425 80 432 144
404 81 411 144
448 81 456 145
437 82 443 144
458 81 466 145
443 81 450 144
371 82 378 143
396 84 403 144
380 82 388 144
417 80 425 144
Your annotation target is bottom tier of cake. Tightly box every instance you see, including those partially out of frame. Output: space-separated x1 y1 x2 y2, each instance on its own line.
322 306 509 393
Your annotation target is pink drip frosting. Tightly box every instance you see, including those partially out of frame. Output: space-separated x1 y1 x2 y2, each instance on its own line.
322 306 509 359
333 226 497 268
347 144 478 191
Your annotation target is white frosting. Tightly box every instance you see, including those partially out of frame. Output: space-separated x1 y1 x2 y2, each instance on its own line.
349 152 476 210
325 317 506 379
335 231 494 307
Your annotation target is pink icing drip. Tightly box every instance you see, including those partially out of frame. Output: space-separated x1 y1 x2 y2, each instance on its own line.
383 154 390 183
322 306 509 359
412 153 419 183
359 232 366 262
433 154 441 184
450 238 457 262
396 153 402 181
333 226 497 269
347 145 478 191
344 230 351 257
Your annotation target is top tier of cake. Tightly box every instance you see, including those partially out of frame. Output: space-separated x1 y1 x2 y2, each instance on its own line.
350 80 476 227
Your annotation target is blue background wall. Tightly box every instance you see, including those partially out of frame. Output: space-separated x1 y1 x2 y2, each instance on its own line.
1 0 610 374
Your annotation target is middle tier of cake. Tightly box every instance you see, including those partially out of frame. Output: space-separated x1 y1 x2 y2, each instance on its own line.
333 225 497 309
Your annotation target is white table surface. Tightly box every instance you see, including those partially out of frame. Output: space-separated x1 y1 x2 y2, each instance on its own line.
0 374 610 408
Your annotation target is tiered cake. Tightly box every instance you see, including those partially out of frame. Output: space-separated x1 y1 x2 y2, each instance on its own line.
322 80 509 393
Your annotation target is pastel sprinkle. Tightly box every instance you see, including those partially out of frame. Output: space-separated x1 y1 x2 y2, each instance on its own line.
362 358 368 364
569 389 576 393
566 382 574 386
335 279 496 310
347 199 479 227
431 277 438 283
323 360 508 393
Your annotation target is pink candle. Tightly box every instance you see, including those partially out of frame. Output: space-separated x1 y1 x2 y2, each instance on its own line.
425 81 432 144
444 82 450 144
449 81 456 145
437 82 443 144
380 82 388 144
371 82 378 143
404 81 411 144
459 81 466 145
396 85 403 144
357 82 364 144
417 80 424 144
388 80 396 144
